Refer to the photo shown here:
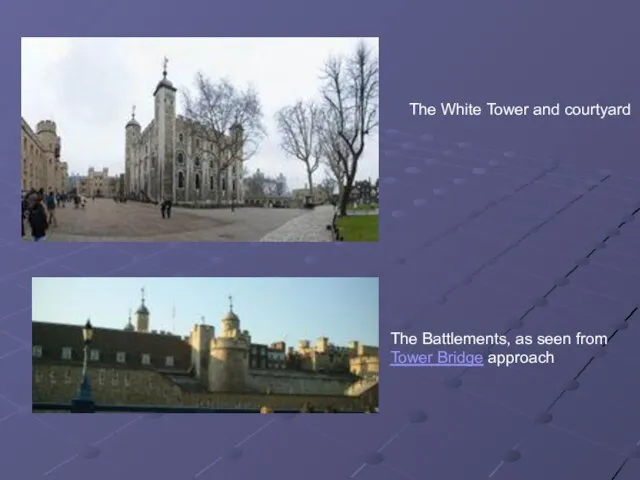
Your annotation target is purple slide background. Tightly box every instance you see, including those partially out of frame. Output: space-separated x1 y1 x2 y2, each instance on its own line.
2 0 640 479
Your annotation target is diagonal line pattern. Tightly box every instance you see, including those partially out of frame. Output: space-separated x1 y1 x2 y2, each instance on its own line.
193 418 276 478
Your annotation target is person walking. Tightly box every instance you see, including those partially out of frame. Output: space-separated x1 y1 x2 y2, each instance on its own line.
26 193 48 241
160 199 167 219
165 197 173 219
45 191 57 228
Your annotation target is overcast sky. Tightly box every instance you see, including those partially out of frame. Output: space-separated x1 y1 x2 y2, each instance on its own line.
21 37 379 190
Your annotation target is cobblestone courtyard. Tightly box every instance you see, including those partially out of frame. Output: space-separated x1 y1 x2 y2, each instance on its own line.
33 199 334 242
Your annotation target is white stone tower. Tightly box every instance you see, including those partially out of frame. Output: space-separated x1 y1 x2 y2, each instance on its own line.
153 57 177 202
124 106 140 195
208 296 251 392
135 287 150 333
190 317 215 382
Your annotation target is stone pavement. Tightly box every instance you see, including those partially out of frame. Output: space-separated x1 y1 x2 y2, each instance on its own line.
260 205 335 242
29 199 328 242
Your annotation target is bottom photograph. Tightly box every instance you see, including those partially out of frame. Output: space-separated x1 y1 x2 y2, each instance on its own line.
31 276 379 414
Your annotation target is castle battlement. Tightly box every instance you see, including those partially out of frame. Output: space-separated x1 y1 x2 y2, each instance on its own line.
36 120 57 135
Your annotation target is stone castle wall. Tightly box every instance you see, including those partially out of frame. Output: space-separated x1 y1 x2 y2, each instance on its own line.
33 365 367 411
248 369 354 396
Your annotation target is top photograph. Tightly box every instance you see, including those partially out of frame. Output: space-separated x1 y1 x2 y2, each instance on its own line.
20 37 379 243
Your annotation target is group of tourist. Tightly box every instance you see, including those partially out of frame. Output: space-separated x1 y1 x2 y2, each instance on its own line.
21 189 88 241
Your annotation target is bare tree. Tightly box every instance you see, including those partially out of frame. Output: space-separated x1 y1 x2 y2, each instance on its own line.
275 101 321 198
321 41 379 215
318 174 337 202
317 108 348 204
183 74 266 206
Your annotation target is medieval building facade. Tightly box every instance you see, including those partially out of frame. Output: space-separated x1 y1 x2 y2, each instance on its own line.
21 118 68 192
124 61 244 205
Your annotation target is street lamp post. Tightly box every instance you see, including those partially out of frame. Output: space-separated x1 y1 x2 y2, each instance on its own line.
71 319 95 413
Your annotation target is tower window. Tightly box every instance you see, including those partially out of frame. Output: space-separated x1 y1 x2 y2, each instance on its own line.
116 352 126 363
141 354 151 365
177 153 184 164
32 345 42 358
61 347 72 360
195 174 201 190
165 356 174 367
178 171 185 189
90 349 100 361
194 157 201 167
179 133 183 142
210 176 214 190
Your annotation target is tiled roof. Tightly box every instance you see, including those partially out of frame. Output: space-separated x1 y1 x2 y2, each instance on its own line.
32 321 192 371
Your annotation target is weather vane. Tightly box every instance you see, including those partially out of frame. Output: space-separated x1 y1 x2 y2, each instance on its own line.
228 295 233 312
141 287 146 303
131 105 136 119
162 56 169 76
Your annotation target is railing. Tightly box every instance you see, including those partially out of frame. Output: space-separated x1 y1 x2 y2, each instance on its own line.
328 209 343 241
32 403 366 414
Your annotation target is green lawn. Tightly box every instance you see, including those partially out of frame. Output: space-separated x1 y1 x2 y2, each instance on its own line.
336 215 379 242
349 203 379 211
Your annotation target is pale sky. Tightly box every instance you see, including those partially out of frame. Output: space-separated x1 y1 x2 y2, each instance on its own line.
21 37 379 190
32 277 379 347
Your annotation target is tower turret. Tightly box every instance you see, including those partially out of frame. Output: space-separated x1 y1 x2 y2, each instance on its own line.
36 120 58 191
125 105 141 195
208 296 250 392
153 56 177 202
124 309 134 331
135 287 150 333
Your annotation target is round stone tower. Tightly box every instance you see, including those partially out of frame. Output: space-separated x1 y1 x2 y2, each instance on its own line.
208 296 250 392
36 121 58 191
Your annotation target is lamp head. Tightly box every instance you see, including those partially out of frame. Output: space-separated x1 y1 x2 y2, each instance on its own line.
83 319 94 343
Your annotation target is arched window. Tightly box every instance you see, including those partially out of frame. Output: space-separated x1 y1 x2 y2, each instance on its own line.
210 176 214 190
177 153 184 164
222 178 227 191
194 157 201 167
195 174 201 190
178 171 185 189
178 133 183 143
209 160 214 169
